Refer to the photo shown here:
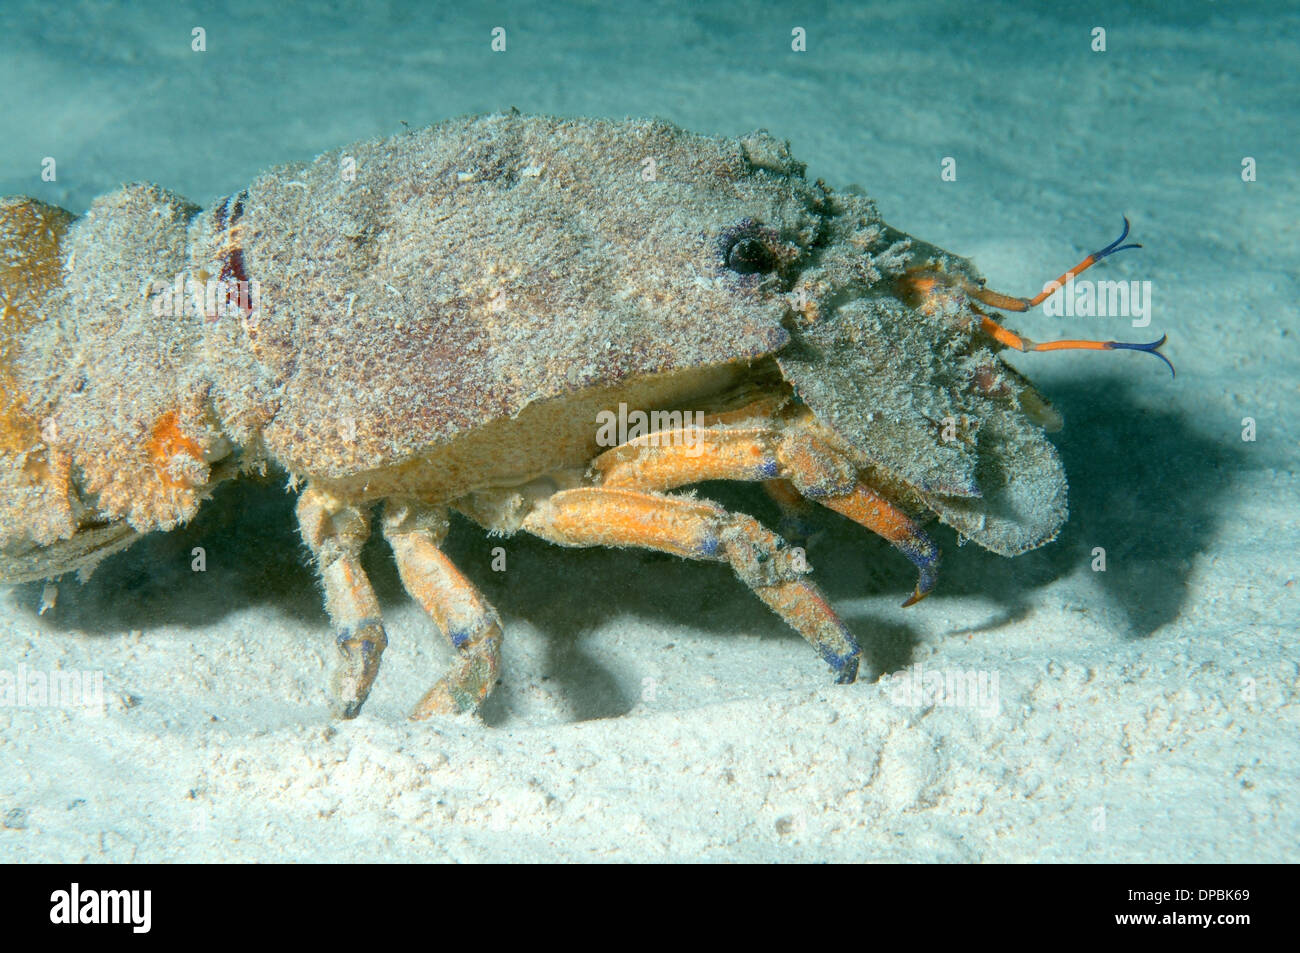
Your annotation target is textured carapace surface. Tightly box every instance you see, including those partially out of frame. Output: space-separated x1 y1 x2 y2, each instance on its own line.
0 111 1067 581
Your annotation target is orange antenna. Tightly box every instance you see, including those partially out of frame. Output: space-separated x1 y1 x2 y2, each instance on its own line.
964 218 1174 377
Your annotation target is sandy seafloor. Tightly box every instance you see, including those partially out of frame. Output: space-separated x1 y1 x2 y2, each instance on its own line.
0 0 1296 862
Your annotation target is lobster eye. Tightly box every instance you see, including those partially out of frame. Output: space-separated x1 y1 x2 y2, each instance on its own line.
725 236 776 274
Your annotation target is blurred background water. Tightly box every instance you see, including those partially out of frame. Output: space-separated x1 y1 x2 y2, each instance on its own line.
1 1 1296 861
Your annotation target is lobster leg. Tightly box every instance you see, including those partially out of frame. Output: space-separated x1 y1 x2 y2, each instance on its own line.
590 406 940 605
522 487 860 682
297 486 388 718
381 499 504 719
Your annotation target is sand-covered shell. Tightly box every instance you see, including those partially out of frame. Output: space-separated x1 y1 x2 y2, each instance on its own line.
211 113 830 479
3 111 1069 577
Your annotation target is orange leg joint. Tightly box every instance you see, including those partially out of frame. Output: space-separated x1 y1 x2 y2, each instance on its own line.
819 485 939 607
522 487 861 681
592 409 941 608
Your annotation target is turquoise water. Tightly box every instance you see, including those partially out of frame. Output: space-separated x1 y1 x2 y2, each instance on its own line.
1 1 1296 861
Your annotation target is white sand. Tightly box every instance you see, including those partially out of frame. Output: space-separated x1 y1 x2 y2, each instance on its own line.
1 1 1296 861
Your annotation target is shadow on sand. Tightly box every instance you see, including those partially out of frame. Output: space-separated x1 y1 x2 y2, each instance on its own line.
12 374 1240 722
915 375 1244 639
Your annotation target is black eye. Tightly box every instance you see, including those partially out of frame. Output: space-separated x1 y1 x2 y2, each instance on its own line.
725 236 776 274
